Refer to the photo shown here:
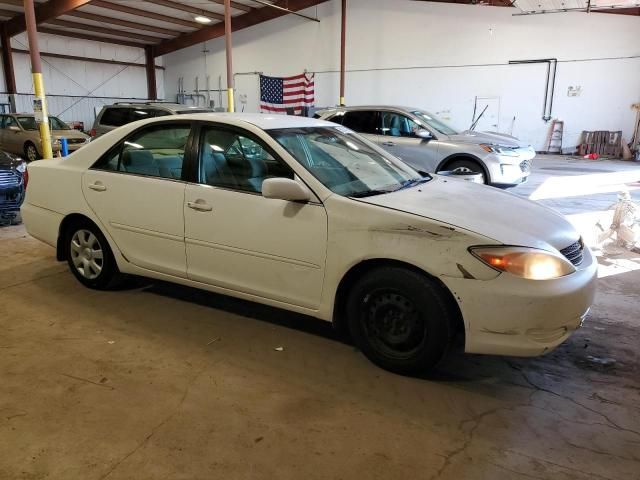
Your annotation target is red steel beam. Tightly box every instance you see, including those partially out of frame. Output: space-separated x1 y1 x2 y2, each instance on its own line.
154 0 328 57
0 23 16 94
91 0 199 29
145 45 157 100
6 0 92 37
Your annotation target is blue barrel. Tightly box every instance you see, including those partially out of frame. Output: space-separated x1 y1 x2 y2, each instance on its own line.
60 137 69 157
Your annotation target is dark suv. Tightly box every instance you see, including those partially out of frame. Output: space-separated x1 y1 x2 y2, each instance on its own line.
91 102 212 138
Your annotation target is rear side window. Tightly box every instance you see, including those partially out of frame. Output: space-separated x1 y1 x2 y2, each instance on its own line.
92 123 192 180
100 108 131 127
341 111 378 134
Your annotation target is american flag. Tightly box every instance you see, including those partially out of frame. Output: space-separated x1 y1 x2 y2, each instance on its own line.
260 73 315 115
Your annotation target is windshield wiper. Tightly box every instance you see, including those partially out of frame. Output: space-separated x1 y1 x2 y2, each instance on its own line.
397 177 429 190
350 189 391 198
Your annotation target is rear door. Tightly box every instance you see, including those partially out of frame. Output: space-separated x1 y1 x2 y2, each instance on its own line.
83 121 193 277
340 110 380 145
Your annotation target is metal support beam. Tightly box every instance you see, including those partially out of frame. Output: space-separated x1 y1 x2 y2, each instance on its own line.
339 0 346 106
154 0 329 57
145 46 158 100
224 0 233 112
0 24 16 98
6 0 92 37
23 0 53 159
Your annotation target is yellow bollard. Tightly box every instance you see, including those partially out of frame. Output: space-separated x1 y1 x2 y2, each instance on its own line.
227 87 234 113
32 73 53 159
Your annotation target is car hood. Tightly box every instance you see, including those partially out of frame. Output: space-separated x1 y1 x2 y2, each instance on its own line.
356 176 579 252
445 130 530 148
51 129 89 139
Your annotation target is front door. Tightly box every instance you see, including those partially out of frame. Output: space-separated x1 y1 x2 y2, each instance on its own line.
82 121 193 277
378 111 440 173
184 124 328 310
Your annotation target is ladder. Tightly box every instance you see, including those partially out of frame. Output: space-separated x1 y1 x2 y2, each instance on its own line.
545 120 564 153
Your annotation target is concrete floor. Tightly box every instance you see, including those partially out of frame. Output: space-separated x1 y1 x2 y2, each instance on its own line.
1 155 639 479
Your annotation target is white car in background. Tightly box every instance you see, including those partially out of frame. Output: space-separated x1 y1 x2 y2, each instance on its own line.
21 113 596 373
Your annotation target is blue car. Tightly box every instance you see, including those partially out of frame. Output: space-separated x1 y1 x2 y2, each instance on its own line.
0 150 27 224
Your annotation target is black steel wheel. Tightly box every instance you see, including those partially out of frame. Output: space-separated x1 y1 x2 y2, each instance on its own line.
347 266 455 374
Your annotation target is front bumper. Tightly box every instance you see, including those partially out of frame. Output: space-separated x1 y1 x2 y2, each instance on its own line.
485 149 535 187
442 246 598 357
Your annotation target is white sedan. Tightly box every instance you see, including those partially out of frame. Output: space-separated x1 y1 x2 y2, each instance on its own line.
21 113 597 373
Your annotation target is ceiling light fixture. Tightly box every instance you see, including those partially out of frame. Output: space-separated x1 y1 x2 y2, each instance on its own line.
195 15 212 24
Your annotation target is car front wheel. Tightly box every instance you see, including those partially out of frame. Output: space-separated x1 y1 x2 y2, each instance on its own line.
65 220 121 289
441 159 486 184
346 266 455 374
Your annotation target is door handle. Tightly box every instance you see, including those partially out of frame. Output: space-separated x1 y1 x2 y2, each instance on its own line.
382 141 395 146
88 182 106 192
187 200 212 212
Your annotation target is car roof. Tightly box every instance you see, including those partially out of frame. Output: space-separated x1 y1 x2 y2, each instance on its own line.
105 102 208 112
157 112 336 130
319 105 418 113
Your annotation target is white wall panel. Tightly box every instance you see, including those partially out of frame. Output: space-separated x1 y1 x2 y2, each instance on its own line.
162 0 640 150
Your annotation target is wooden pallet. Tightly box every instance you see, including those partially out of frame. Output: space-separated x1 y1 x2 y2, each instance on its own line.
578 130 622 157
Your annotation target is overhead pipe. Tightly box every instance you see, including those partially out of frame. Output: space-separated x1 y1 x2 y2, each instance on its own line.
508 58 557 122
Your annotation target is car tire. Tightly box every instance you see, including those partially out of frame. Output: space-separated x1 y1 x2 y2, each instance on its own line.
442 158 487 184
64 220 123 290
346 266 455 374
24 142 40 162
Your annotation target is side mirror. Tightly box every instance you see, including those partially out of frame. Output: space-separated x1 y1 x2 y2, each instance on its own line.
415 129 433 140
262 178 311 202
9 125 20 132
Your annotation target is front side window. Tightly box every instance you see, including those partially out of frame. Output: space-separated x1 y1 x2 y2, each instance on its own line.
93 124 191 179
269 127 427 197
341 111 379 134
380 112 421 138
199 126 293 193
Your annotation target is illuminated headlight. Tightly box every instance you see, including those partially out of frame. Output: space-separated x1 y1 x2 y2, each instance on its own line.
470 246 575 280
481 144 519 157
16 161 27 173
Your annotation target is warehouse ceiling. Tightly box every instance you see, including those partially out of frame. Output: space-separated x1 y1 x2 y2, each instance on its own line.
0 0 330 55
0 0 636 58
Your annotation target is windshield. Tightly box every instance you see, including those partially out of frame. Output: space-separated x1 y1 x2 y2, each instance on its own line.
17 116 70 130
411 110 459 136
269 127 429 197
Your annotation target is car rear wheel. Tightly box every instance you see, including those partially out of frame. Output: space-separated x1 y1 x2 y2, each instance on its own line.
440 159 486 184
65 220 122 289
346 266 455 374
24 142 40 162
